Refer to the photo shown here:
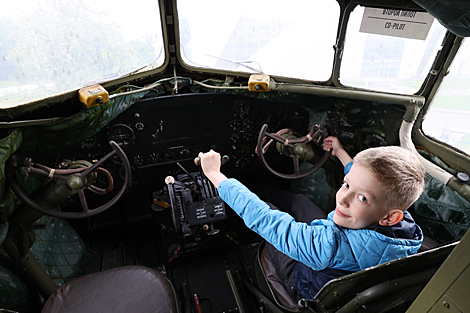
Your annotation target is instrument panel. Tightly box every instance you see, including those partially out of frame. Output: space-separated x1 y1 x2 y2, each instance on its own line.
60 93 310 194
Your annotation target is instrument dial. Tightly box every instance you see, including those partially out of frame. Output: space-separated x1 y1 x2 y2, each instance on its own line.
106 124 135 146
149 152 161 163
230 120 241 131
133 154 145 165
243 118 254 130
230 133 240 144
81 137 97 149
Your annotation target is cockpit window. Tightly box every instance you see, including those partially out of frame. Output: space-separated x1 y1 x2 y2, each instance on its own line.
0 0 164 109
340 6 447 94
177 0 339 82
422 39 470 154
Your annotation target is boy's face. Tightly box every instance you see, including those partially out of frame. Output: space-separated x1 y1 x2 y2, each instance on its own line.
333 164 389 229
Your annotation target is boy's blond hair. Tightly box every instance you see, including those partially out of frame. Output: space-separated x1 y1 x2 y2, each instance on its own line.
353 146 425 211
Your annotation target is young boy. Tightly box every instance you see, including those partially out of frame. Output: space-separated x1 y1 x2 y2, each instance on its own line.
198 136 425 300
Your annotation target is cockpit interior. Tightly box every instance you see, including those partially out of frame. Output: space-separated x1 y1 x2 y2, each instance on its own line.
1 0 470 312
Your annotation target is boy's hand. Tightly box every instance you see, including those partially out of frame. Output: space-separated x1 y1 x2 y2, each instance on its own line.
198 150 227 188
323 136 342 156
323 136 352 166
198 150 221 175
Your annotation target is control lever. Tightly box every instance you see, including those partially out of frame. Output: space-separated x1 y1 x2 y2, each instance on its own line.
176 162 197 183
165 176 181 232
194 154 230 166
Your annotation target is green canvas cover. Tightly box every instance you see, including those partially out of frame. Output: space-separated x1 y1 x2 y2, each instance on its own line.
30 216 91 286
412 174 470 244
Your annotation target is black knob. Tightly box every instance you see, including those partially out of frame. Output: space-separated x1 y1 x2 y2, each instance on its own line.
235 158 247 170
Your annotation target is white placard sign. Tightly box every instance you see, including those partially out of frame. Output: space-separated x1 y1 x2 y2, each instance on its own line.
360 8 434 40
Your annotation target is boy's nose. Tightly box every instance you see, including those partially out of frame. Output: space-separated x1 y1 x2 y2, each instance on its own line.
337 189 351 207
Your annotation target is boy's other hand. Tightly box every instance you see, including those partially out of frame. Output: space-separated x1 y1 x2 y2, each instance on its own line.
323 136 353 167
323 136 342 156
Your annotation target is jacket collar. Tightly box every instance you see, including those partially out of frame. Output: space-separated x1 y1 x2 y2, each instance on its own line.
365 211 421 240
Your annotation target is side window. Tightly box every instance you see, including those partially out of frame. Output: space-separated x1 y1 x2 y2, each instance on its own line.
0 0 164 109
422 39 470 154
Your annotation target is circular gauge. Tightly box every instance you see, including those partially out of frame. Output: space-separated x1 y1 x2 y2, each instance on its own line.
106 124 136 146
149 152 161 163
179 148 190 156
234 143 250 157
243 118 254 130
242 132 254 141
230 120 241 132
230 133 240 144
133 154 145 166
81 137 97 149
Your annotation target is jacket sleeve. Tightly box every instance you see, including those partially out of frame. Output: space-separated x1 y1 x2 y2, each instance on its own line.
218 179 337 270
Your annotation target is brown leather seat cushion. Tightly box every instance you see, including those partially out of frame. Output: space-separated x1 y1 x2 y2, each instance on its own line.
42 266 179 313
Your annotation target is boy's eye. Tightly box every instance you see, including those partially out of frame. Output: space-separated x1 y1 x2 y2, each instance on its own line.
358 195 368 203
342 181 349 189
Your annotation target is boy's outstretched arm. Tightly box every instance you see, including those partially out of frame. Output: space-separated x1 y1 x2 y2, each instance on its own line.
323 136 352 167
198 150 228 188
198 150 337 269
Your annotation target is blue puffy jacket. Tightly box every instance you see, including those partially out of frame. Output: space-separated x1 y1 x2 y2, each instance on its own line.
218 179 423 298
294 209 423 299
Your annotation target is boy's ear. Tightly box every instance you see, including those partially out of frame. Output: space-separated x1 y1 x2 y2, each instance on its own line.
378 209 404 226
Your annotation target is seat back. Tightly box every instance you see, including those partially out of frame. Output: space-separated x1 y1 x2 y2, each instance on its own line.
256 241 458 313
256 242 302 312
42 266 180 313
311 241 457 311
